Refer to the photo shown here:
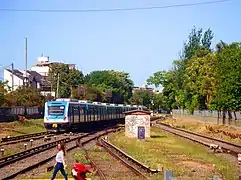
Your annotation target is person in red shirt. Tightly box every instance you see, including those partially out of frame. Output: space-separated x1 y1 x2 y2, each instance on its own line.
71 163 91 180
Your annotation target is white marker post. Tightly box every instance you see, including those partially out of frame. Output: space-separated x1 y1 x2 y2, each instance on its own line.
0 148 4 156
30 139 33 147
238 154 241 164
24 143 27 150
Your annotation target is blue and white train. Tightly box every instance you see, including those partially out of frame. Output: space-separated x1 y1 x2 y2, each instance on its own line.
44 98 147 132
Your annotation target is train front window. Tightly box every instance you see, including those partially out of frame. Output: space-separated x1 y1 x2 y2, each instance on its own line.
48 106 65 116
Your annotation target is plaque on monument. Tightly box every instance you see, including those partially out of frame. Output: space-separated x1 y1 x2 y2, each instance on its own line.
138 126 145 139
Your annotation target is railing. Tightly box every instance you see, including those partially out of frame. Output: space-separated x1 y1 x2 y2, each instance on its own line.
172 109 241 126
0 106 44 122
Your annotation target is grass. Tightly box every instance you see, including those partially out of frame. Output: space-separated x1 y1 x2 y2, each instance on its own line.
159 118 241 144
43 151 94 179
109 127 238 180
0 119 45 139
74 151 89 164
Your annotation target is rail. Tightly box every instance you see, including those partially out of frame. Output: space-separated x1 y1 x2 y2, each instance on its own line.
158 122 241 149
76 127 124 180
100 138 159 174
1 133 90 180
1 132 49 142
99 138 149 179
154 121 241 157
0 137 70 168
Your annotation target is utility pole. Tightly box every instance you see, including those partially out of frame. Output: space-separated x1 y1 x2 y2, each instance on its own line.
11 63 14 91
25 37 28 86
56 73 60 98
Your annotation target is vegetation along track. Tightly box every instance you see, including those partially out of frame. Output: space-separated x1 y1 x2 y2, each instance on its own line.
78 137 146 179
0 127 122 180
98 137 159 179
153 120 241 157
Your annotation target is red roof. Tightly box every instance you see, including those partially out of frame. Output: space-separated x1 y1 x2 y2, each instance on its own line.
123 110 151 115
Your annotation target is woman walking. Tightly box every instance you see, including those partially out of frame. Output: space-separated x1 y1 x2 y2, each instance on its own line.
51 142 68 180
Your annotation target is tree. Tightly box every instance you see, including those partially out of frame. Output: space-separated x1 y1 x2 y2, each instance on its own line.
147 71 176 111
84 70 133 104
3 86 45 107
0 81 11 107
131 89 153 107
48 64 84 98
184 53 218 109
147 27 215 112
215 42 241 113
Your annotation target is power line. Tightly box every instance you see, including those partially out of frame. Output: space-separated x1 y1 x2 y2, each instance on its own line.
0 0 231 13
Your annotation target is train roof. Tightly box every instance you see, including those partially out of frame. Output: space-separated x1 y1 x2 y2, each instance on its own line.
79 100 93 104
93 101 102 105
55 98 79 102
48 98 144 108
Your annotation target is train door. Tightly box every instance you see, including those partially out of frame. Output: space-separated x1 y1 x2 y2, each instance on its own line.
79 104 86 122
73 104 80 124
68 104 74 124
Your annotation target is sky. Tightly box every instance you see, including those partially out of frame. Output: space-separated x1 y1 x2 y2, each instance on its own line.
0 0 240 87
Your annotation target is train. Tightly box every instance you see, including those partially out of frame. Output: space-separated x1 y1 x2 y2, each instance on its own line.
44 98 148 132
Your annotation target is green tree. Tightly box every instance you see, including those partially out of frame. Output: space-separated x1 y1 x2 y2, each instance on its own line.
3 86 45 107
131 89 153 107
84 70 133 104
49 64 84 98
215 42 241 113
0 81 10 107
147 71 176 111
184 53 218 109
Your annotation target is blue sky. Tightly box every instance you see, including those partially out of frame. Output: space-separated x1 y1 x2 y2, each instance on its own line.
0 0 240 86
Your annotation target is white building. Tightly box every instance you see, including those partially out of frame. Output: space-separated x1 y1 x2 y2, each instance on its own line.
4 69 24 91
3 56 76 97
31 56 76 76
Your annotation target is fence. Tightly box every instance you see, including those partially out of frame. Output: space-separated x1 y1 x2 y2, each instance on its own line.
172 109 241 127
0 106 44 122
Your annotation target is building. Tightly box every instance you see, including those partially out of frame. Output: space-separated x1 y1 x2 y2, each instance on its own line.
3 68 54 96
132 86 154 94
3 55 76 97
30 56 75 76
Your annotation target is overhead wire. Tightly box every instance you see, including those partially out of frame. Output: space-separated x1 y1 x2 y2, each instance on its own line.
0 0 231 13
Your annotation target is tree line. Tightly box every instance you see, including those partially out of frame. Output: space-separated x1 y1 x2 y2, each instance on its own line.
1 26 240 112
147 26 241 116
0 67 136 107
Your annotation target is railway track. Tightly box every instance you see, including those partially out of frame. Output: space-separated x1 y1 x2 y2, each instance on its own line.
0 127 122 180
0 132 54 147
153 120 241 157
1 132 49 143
77 129 160 180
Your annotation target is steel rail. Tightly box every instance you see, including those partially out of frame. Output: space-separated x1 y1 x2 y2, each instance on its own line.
100 138 160 174
1 127 123 180
153 121 241 157
0 134 55 146
1 131 49 142
99 138 149 179
0 137 70 168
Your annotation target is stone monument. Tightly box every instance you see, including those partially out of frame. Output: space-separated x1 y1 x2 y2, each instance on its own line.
123 110 151 138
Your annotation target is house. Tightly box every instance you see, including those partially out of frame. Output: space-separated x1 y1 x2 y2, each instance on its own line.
3 69 54 96
3 55 76 97
30 56 75 76
132 86 154 94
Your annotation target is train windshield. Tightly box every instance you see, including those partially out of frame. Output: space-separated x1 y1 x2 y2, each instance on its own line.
48 106 65 116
